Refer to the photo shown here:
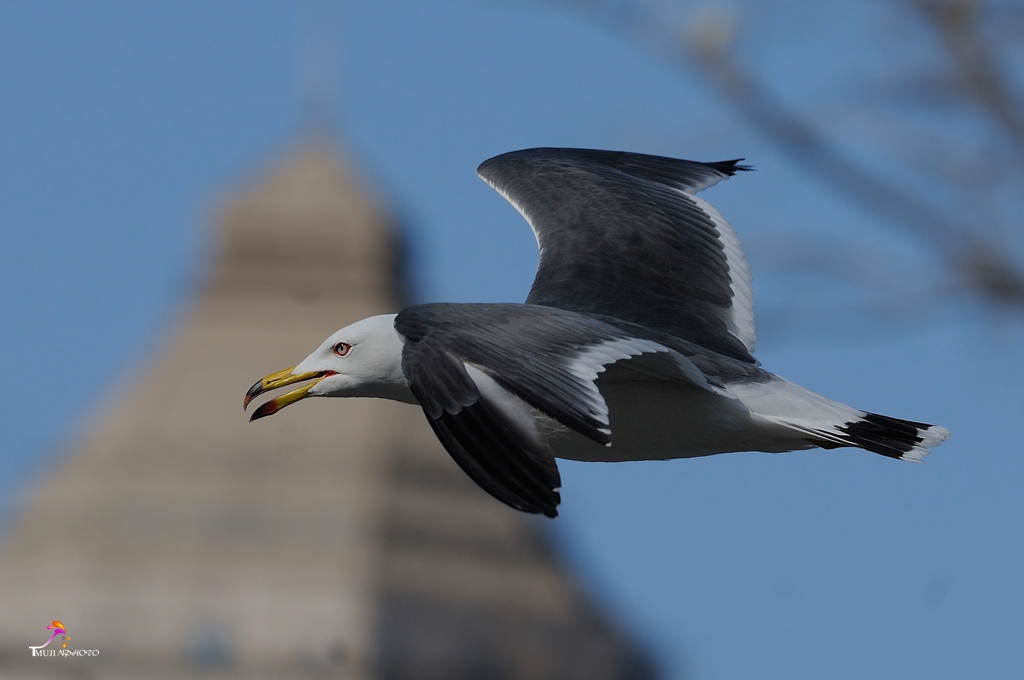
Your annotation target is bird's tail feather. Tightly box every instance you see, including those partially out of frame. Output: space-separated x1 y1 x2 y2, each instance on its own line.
735 379 950 461
802 412 949 462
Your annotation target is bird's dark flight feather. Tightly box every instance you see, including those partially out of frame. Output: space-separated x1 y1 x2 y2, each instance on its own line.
400 327 562 517
477 147 756 362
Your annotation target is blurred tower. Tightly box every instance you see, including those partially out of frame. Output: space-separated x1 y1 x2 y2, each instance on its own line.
0 142 656 679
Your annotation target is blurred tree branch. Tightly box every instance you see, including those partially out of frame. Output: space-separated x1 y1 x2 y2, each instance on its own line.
917 0 1024 146
544 0 1024 312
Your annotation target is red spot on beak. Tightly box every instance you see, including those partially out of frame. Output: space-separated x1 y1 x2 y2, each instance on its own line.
250 400 280 421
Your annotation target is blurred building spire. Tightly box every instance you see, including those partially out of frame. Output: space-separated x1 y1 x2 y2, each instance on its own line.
297 0 345 141
0 117 657 679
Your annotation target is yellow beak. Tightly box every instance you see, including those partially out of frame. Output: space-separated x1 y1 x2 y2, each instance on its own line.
244 367 333 421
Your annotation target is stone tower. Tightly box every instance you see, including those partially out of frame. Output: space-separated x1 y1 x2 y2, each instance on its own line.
0 143 657 679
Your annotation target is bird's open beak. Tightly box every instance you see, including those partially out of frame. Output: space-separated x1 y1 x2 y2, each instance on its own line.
244 367 335 421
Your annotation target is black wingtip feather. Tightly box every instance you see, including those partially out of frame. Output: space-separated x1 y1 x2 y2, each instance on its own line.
401 333 562 518
422 398 562 518
707 159 753 175
479 148 754 190
426 410 561 518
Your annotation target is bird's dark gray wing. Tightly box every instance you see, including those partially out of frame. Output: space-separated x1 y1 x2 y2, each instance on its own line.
396 303 733 516
401 338 562 517
477 147 756 362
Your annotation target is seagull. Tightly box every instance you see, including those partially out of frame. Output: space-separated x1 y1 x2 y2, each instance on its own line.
244 148 950 518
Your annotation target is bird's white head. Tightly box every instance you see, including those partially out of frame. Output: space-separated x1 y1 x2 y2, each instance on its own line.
244 314 414 421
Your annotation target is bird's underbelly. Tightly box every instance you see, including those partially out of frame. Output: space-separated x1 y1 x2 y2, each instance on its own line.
543 380 805 462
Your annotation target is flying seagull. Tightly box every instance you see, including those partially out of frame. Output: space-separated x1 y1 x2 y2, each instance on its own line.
244 148 950 518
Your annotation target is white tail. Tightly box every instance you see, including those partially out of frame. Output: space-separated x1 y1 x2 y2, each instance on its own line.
732 377 951 461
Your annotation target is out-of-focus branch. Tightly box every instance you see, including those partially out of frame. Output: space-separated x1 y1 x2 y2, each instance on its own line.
543 0 1024 310
915 0 1024 147
687 22 961 248
685 8 1024 307
956 243 1024 305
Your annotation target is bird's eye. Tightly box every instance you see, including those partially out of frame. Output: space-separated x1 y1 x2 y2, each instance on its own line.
333 342 352 357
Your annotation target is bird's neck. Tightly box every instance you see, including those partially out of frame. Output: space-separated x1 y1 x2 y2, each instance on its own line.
352 316 419 405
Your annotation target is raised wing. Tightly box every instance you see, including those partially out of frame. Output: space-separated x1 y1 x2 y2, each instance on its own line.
477 148 756 362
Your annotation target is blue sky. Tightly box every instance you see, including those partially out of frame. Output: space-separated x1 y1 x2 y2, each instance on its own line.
2 2 1022 678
